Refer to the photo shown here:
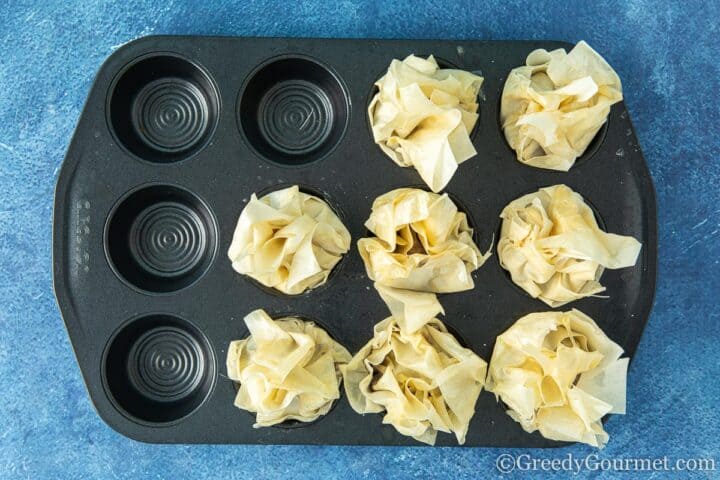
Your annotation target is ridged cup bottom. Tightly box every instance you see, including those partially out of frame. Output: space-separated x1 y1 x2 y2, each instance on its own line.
103 315 215 424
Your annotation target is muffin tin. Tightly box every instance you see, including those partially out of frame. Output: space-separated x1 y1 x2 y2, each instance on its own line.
52 35 657 446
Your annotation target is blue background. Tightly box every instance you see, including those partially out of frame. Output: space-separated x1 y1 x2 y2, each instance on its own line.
0 1 718 478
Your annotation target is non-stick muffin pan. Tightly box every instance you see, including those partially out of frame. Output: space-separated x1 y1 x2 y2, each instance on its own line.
53 36 657 447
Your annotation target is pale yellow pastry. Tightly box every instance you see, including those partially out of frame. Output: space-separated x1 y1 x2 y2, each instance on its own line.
369 54 483 192
228 185 351 295
486 309 628 448
498 184 641 307
342 283 487 445
501 41 623 170
358 188 491 294
226 309 351 427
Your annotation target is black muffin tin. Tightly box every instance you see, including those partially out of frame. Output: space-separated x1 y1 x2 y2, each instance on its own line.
53 36 657 446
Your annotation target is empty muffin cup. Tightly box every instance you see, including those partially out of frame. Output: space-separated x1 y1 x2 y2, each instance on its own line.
105 184 218 294
108 53 220 163
103 314 216 424
238 56 349 166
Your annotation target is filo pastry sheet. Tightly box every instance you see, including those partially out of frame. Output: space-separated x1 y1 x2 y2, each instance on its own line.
498 184 641 307
486 309 628 448
228 185 351 295
501 41 623 171
226 309 351 426
358 188 491 294
369 55 483 192
342 283 487 445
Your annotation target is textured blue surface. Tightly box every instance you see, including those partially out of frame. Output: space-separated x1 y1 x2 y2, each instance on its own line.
1 1 718 479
